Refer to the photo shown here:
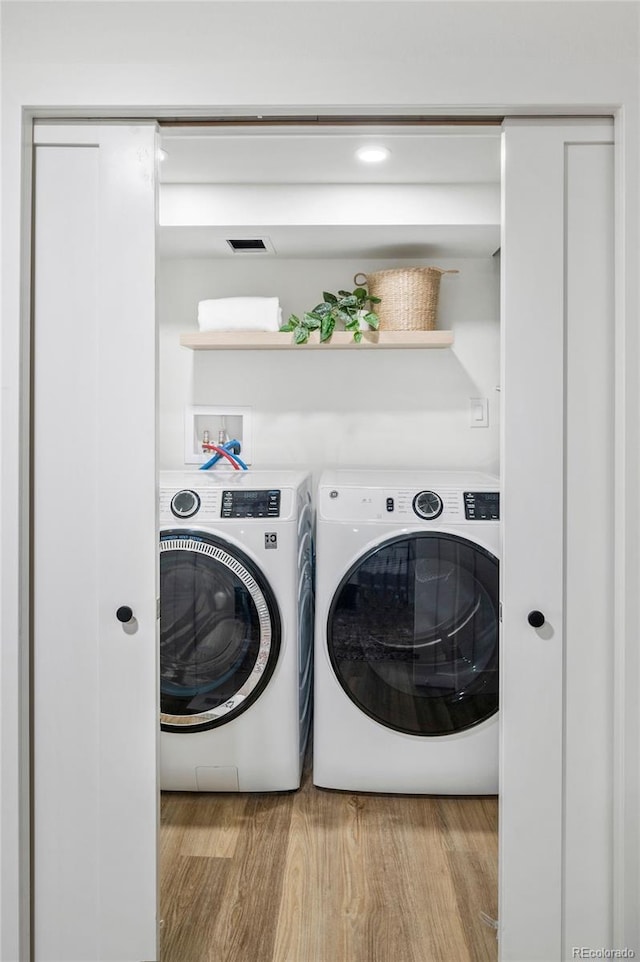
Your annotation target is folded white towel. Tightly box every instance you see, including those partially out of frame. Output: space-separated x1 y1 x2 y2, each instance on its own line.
197 297 282 332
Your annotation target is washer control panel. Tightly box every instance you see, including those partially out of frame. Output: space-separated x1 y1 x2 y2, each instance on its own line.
221 489 281 519
160 481 292 523
463 491 500 520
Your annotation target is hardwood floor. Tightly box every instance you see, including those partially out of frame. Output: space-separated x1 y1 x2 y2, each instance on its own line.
160 758 498 962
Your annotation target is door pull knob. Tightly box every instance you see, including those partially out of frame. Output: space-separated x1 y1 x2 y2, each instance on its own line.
116 606 134 624
527 610 545 628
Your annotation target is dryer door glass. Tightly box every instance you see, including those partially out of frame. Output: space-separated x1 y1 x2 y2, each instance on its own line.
327 533 498 736
159 530 281 733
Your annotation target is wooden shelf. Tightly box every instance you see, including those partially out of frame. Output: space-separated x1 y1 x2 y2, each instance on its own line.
179 330 454 350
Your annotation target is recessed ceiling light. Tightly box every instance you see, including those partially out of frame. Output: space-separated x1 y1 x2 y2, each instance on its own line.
355 145 391 164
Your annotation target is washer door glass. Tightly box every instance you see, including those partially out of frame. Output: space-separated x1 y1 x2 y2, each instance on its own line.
328 533 499 736
160 530 281 733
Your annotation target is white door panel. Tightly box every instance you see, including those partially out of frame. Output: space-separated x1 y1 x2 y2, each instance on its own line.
32 125 158 962
501 121 614 961
501 122 565 962
564 142 614 954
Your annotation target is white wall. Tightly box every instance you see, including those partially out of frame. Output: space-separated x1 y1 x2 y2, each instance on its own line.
2 3 639 960
1 2 637 108
159 255 500 477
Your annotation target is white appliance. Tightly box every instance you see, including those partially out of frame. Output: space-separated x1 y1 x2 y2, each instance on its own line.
159 469 313 792
313 469 500 794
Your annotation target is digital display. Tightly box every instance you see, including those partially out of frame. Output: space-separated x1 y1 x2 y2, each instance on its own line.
463 491 500 520
221 489 280 519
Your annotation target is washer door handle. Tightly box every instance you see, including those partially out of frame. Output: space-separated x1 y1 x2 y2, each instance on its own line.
116 605 134 624
527 610 545 628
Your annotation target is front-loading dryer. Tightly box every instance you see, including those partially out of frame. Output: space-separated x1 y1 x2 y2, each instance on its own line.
159 469 313 792
313 469 500 794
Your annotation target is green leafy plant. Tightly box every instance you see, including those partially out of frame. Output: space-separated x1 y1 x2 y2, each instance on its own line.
280 287 381 344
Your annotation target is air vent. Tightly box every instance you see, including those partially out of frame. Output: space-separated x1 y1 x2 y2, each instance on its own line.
226 237 274 253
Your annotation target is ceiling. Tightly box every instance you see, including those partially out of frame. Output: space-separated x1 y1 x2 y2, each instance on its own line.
157 125 502 258
159 126 502 185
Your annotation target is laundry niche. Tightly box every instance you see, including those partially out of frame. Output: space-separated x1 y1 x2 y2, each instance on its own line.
156 126 502 475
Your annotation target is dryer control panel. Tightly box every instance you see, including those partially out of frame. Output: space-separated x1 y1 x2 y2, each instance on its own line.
320 485 499 523
463 491 500 520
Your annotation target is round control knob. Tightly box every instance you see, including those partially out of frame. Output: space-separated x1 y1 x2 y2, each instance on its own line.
116 606 134 624
412 490 443 520
171 489 201 519
528 610 546 628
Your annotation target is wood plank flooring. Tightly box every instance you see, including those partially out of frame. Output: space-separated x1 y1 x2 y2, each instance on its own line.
160 758 498 962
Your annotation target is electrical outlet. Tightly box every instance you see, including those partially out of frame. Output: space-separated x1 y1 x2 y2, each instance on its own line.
469 397 489 428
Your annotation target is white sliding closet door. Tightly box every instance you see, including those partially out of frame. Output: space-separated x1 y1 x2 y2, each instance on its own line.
500 119 615 961
28 116 617 962
32 124 158 962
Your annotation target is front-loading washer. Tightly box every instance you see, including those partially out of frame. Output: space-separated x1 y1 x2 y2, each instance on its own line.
313 469 500 794
159 469 313 792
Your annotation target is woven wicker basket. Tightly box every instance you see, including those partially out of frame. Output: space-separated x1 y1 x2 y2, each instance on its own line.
354 267 458 331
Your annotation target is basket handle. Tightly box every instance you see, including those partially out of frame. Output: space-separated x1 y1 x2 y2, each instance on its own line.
354 269 459 286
